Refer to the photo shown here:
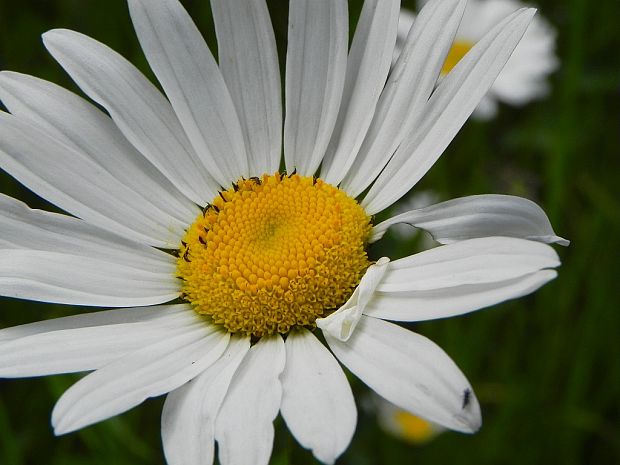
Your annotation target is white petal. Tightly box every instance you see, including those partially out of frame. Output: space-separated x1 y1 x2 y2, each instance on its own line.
162 336 250 465
319 0 400 185
0 250 178 307
0 305 199 377
317 257 389 341
42 29 219 205
283 0 348 176
211 0 282 175
340 0 466 197
0 304 188 343
370 194 569 245
0 194 175 271
52 322 230 435
325 316 481 433
215 335 285 465
362 8 537 214
280 329 356 465
128 0 248 186
365 270 558 321
0 113 187 247
377 237 560 292
0 72 198 220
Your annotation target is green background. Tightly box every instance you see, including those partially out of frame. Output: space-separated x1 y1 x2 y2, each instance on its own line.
0 0 618 464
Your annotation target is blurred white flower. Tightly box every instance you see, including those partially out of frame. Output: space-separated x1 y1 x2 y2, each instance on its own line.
374 395 446 444
397 0 558 119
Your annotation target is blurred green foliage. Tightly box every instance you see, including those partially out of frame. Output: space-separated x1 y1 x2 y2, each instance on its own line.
0 0 619 464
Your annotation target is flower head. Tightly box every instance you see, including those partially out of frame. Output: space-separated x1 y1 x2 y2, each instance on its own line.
397 0 559 119
0 0 566 464
373 394 446 444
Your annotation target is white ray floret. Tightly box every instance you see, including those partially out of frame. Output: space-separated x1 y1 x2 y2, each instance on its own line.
281 329 357 465
41 30 220 205
284 0 348 176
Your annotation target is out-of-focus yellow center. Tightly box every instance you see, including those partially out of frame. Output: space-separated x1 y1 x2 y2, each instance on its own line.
394 411 436 444
441 40 474 75
177 173 371 337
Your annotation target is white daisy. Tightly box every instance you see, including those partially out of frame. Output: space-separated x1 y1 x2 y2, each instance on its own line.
0 0 567 464
397 0 559 119
373 394 446 444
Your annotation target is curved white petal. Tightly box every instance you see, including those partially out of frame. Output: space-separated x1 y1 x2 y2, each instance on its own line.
0 249 178 307
341 0 466 197
281 329 356 465
211 0 282 175
0 72 198 221
42 29 219 205
363 8 537 214
378 237 560 292
0 305 199 377
128 0 248 186
215 335 285 465
370 194 568 245
325 316 481 433
0 113 187 247
320 0 400 186
0 304 188 343
162 336 250 465
52 322 230 435
365 270 557 321
0 194 174 271
317 257 389 341
284 0 348 176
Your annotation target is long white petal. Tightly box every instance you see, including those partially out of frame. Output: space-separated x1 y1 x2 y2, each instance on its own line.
42 29 219 205
215 335 285 465
370 194 569 245
325 316 481 433
0 72 198 220
0 250 178 307
0 304 188 344
0 113 186 248
211 0 282 175
363 8 537 214
319 0 400 185
52 322 230 435
281 329 356 465
377 237 560 292
340 0 466 196
128 0 248 186
283 0 348 175
365 269 557 321
162 336 250 465
0 194 174 271
0 306 199 377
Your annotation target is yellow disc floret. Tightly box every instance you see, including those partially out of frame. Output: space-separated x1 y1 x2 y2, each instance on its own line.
177 173 371 337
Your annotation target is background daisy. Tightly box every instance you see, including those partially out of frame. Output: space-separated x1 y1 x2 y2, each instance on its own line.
398 0 559 118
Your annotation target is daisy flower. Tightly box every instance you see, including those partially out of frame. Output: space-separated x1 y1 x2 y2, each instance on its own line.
373 395 446 444
397 0 559 118
0 0 567 464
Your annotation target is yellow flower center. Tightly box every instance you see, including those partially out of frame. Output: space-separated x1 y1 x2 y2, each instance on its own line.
394 411 437 444
441 40 474 75
177 173 371 337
